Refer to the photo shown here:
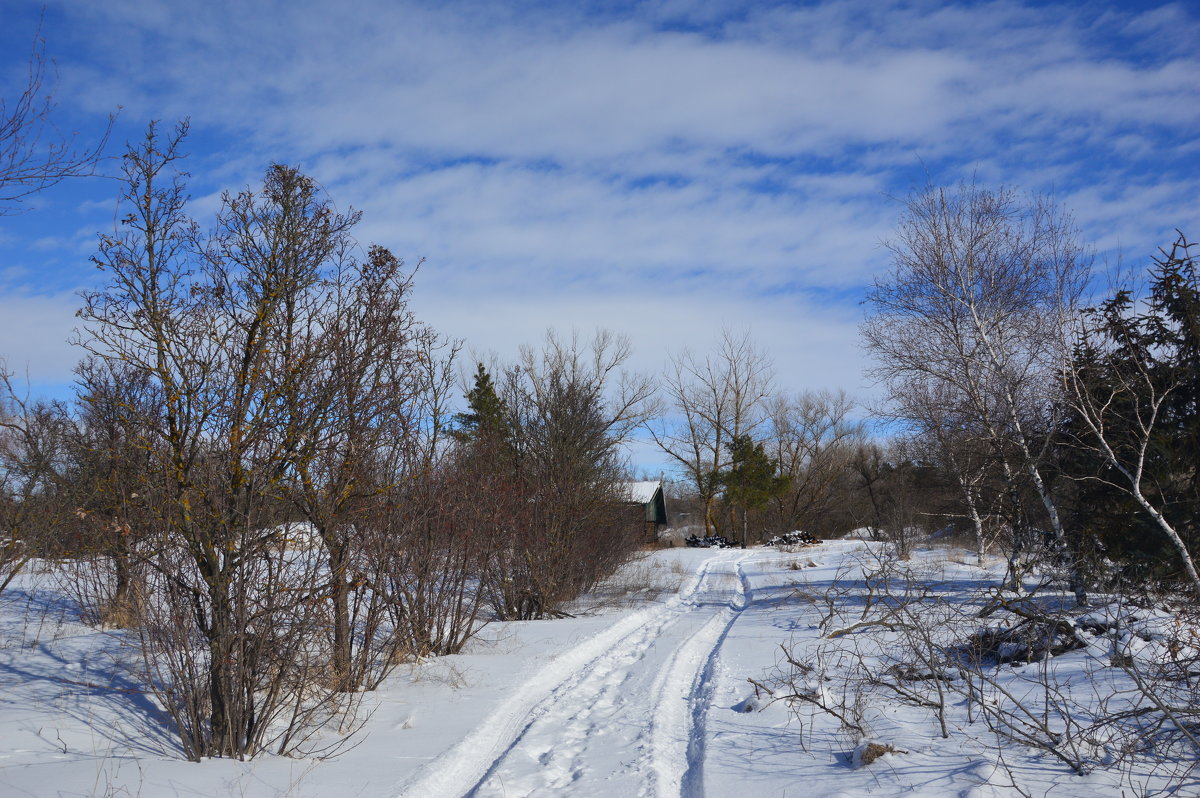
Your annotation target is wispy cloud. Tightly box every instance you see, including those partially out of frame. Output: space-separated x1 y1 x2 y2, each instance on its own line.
0 288 83 393
1 0 1197 450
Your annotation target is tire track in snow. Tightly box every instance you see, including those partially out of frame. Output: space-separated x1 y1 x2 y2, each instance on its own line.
645 551 752 798
393 550 745 798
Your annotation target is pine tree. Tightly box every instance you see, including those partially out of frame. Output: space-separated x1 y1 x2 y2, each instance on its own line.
1145 233 1200 503
714 434 791 546
452 363 509 444
1065 232 1199 579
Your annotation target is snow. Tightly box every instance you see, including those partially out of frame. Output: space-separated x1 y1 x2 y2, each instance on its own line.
622 480 662 505
1 543 1195 797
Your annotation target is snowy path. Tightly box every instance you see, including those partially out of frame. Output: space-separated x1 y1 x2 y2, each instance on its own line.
394 549 752 798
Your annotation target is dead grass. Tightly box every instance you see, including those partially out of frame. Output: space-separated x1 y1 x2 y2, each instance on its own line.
574 557 688 612
855 741 902 767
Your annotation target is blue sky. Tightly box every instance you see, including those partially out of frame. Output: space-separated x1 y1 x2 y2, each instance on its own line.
1 0 1198 470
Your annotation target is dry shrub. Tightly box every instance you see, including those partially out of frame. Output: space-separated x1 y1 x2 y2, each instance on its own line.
854 740 902 768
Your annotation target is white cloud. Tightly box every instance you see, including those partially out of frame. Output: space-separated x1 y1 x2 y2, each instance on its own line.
0 0 1196 463
56 1 1198 166
0 289 82 393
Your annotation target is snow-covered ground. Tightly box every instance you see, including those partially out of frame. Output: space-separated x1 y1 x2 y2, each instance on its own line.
1 542 1194 797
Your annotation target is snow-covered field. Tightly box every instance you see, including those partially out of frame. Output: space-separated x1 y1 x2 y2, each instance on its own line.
1 541 1194 797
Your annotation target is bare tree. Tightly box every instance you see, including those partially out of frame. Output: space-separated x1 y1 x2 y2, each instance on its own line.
60 357 159 625
766 389 864 536
220 200 448 691
891 375 1002 563
1 20 114 214
77 121 439 757
845 441 931 559
864 183 1092 603
0 373 73 593
79 124 334 758
649 328 774 536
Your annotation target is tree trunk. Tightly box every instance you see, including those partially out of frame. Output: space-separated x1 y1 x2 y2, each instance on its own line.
206 581 235 758
110 548 132 623
327 535 354 691
957 477 986 565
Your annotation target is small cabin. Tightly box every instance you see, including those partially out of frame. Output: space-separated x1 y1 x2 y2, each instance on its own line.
620 480 668 543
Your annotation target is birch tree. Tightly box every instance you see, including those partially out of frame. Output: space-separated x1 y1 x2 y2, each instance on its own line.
897 376 1000 564
864 183 1092 603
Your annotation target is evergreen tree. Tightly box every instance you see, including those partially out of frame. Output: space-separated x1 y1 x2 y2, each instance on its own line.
1144 233 1200 506
452 363 509 444
714 434 791 546
1065 232 1199 579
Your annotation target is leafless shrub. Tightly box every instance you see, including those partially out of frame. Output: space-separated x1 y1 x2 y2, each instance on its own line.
371 469 491 664
56 553 145 628
470 330 654 621
49 359 161 627
133 535 357 760
750 644 871 745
